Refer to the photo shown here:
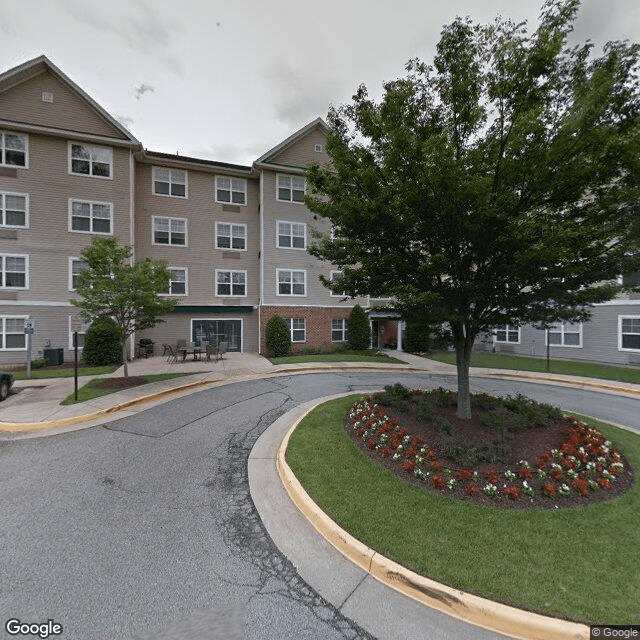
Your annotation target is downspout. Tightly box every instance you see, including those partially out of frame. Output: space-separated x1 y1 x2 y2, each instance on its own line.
129 148 136 360
258 170 264 354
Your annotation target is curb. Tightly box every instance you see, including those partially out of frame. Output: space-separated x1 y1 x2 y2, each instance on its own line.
276 398 591 640
1 363 639 435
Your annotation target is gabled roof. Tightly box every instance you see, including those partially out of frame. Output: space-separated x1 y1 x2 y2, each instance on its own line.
0 54 140 146
254 117 329 165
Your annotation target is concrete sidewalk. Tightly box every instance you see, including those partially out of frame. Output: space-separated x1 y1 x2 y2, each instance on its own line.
1 350 640 435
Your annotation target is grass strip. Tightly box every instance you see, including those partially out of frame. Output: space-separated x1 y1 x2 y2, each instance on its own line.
270 352 407 365
60 373 191 405
12 366 119 381
426 351 640 385
286 396 640 624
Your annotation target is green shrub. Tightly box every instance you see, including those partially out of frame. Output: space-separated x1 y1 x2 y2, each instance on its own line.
347 304 370 350
82 316 123 366
30 358 46 369
266 315 291 358
403 318 432 353
434 387 457 407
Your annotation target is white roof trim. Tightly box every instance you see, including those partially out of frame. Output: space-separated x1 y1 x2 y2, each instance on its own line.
254 117 328 165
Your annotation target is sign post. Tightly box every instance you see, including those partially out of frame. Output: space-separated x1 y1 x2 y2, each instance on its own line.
70 315 83 402
24 318 35 379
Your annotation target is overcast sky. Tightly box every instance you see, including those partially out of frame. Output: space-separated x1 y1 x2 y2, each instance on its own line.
2 0 639 165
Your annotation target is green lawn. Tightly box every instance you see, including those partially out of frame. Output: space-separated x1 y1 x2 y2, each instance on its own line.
12 365 119 380
286 395 640 624
427 351 640 385
270 351 407 365
60 373 190 405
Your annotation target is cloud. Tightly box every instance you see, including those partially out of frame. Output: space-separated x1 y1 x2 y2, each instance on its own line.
267 61 342 128
113 114 134 131
134 84 155 100
61 0 183 74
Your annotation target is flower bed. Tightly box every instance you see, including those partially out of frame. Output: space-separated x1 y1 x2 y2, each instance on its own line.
345 389 632 509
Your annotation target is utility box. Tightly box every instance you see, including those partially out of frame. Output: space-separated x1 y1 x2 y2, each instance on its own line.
43 347 64 366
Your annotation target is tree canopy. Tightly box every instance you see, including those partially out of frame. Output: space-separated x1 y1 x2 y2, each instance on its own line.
71 237 177 377
306 0 640 418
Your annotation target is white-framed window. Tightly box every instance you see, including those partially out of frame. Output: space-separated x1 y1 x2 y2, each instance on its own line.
216 270 246 297
0 131 28 168
68 257 88 291
286 317 306 342
0 316 27 350
0 254 28 289
619 316 640 351
277 221 306 249
162 267 187 296
546 322 582 347
69 142 112 178
330 270 346 297
494 324 520 343
153 167 187 198
277 269 306 296
69 199 113 235
153 216 187 246
314 144 323 153
0 192 28 228
331 318 348 342
277 174 305 203
68 315 91 350
216 222 247 251
215 176 246 205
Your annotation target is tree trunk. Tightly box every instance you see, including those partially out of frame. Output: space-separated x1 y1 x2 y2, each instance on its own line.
454 331 474 420
122 340 129 378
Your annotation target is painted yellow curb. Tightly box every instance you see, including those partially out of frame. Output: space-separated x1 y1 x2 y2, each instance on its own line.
277 401 591 640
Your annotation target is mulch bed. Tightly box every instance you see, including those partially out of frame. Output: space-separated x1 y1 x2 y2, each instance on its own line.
91 377 148 390
344 388 634 510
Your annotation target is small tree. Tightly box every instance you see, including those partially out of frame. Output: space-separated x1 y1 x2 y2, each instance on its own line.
266 315 292 357
403 318 432 354
71 237 177 377
83 315 122 366
347 304 370 350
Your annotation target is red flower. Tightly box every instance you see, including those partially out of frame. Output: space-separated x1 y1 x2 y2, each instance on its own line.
397 428 408 438
456 469 473 482
429 460 441 471
432 474 446 489
366 438 377 450
410 436 423 447
609 466 620 477
427 450 438 460
355 427 365 437
466 484 478 496
380 447 391 458
597 477 612 490
504 486 521 500
551 468 564 481
535 459 546 470
519 466 534 479
562 457 576 470
402 459 416 472
572 478 589 495
389 437 401 449
486 470 498 485
542 482 556 497
405 446 417 458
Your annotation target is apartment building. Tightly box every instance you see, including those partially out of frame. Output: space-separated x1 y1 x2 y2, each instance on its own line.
0 55 368 365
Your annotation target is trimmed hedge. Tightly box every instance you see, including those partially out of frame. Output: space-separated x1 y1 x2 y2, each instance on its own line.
82 316 123 366
266 315 292 358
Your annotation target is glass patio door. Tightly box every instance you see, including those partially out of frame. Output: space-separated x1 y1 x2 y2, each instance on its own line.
192 319 242 352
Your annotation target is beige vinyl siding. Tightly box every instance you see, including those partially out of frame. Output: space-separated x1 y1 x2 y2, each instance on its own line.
269 128 330 168
0 69 129 140
0 134 132 303
134 163 260 307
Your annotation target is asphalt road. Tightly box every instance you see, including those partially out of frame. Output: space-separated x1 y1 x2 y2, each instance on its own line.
0 371 637 640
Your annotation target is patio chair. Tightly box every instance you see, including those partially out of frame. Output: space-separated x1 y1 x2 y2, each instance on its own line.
165 345 178 364
217 341 228 360
205 343 217 362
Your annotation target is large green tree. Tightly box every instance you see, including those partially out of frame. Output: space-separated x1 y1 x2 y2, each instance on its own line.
71 237 177 377
306 0 640 419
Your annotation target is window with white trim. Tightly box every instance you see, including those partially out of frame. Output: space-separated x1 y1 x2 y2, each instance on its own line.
277 174 305 203
68 316 91 350
216 270 246 297
330 270 346 297
286 318 306 342
153 167 187 197
277 221 306 249
0 192 28 227
153 216 186 245
331 318 348 342
216 222 246 250
70 143 112 178
69 258 88 291
1 254 28 289
0 131 27 168
546 322 582 347
277 269 306 296
0 316 26 350
494 324 520 343
70 200 113 234
619 316 640 351
215 176 246 205
163 268 187 296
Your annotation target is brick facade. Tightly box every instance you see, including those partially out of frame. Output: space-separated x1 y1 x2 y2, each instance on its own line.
260 306 353 354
